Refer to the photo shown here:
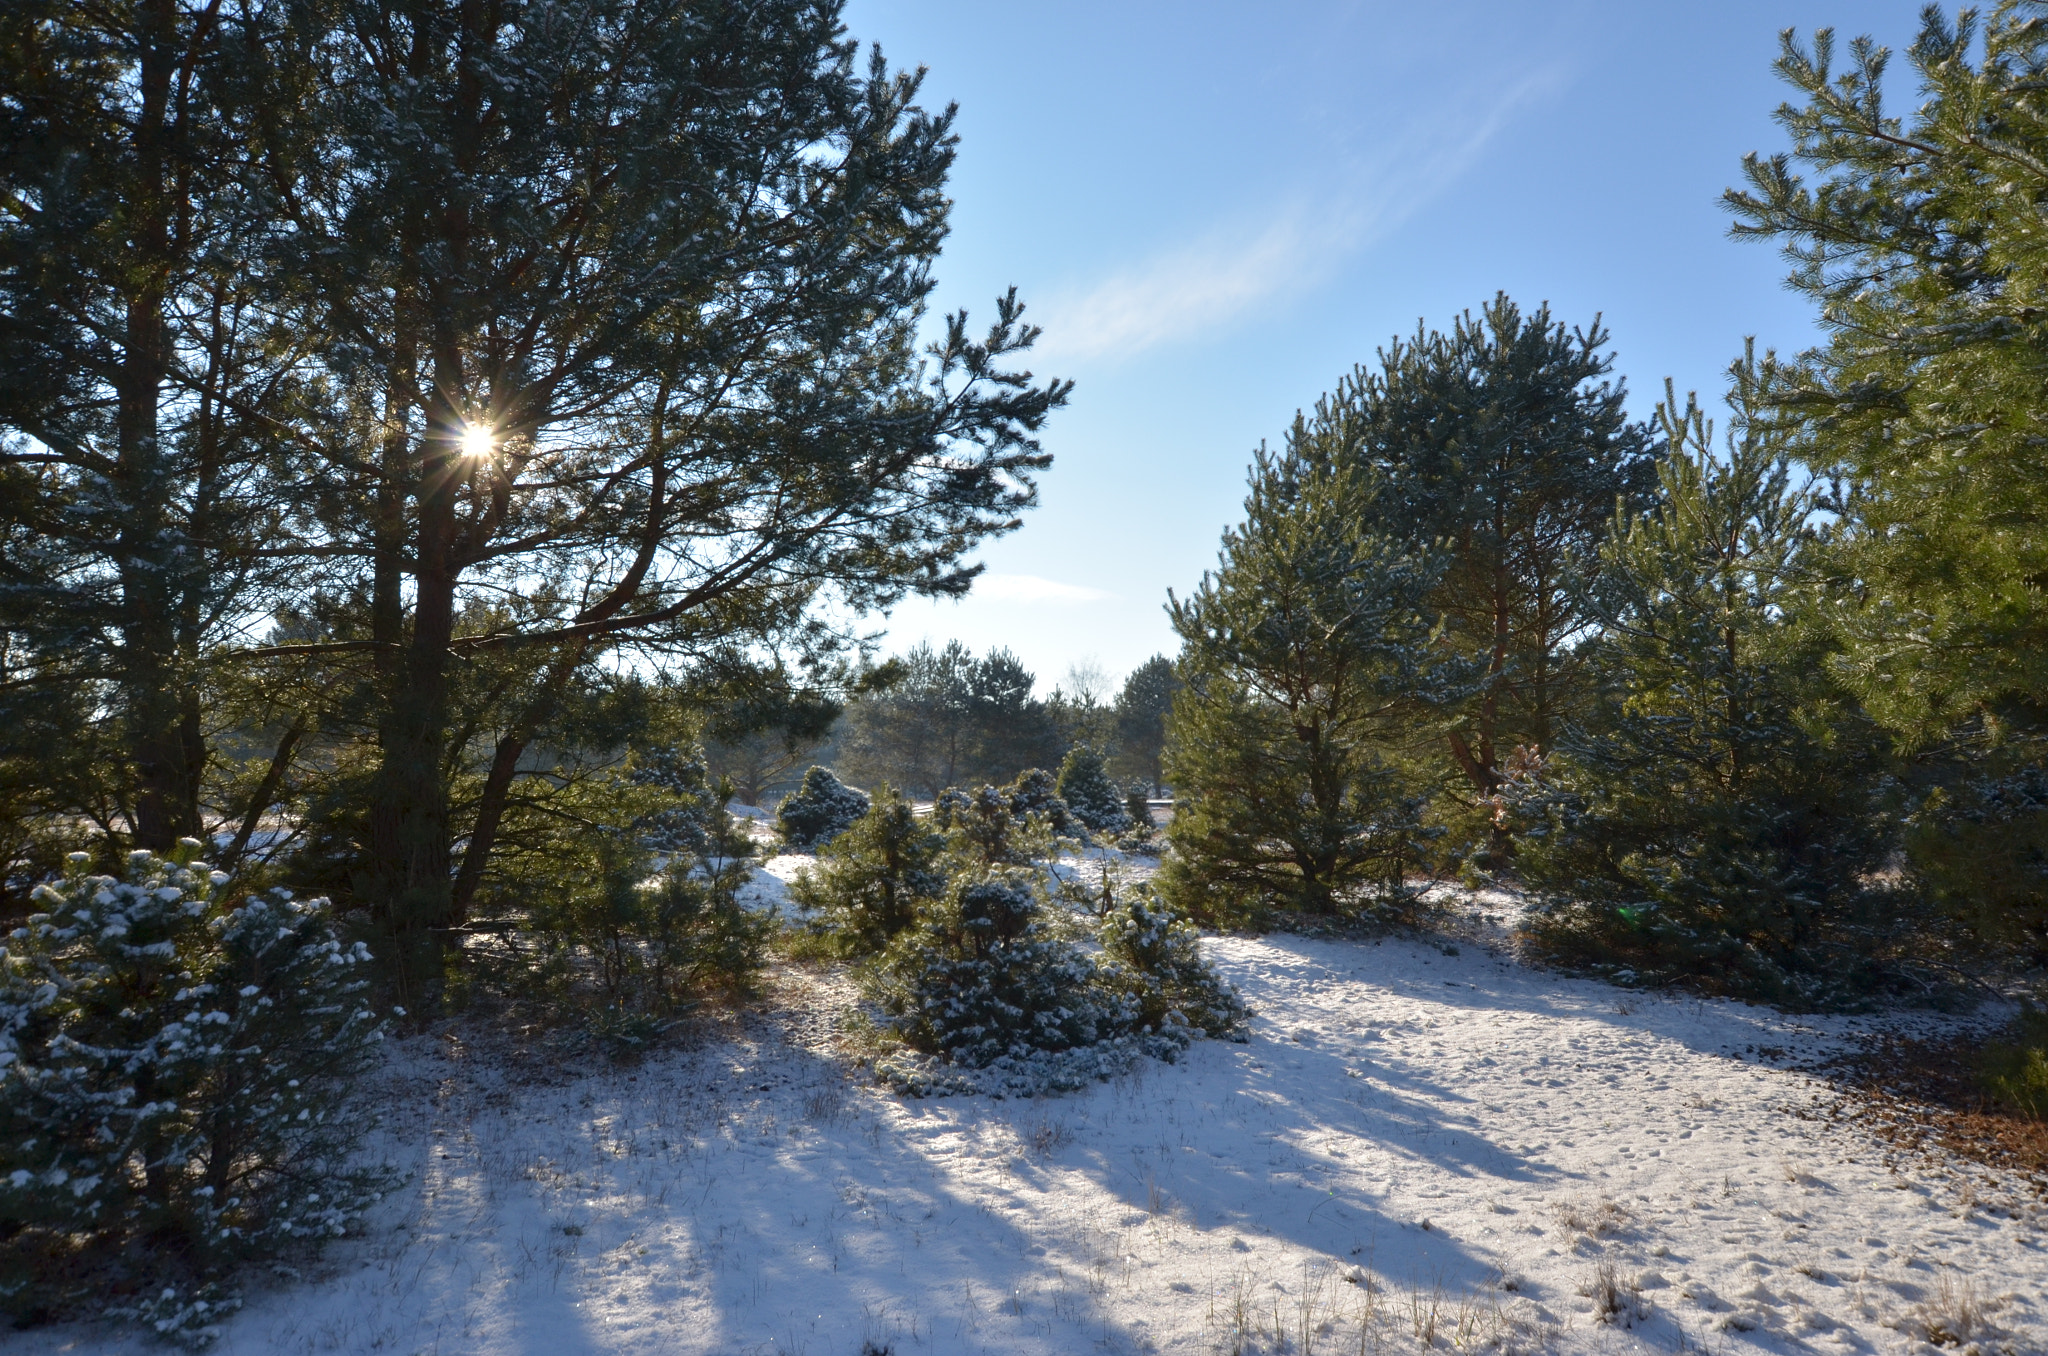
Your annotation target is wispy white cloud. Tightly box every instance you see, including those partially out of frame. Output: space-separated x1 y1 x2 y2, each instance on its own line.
1032 67 1570 363
1033 207 1346 364
972 573 1113 604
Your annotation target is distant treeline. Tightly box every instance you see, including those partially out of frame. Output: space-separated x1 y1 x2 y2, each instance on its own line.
708 643 1178 806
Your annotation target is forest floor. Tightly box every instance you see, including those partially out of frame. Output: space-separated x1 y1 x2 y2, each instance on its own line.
8 859 2044 1356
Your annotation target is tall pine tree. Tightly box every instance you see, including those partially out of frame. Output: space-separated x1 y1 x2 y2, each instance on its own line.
1161 412 1461 921
1726 9 2048 958
1340 296 1655 852
232 1 1068 986
0 1 301 866
1519 355 1897 1006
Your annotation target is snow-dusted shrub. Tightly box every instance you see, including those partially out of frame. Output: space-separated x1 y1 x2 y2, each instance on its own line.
787 787 947 956
776 766 871 849
529 802 765 1014
874 871 1122 1068
930 783 1049 867
1125 783 1155 832
869 871 1247 1097
0 843 391 1327
116 1282 243 1349
873 1039 1147 1099
1004 767 1091 842
1055 746 1130 834
1097 890 1248 1042
629 746 765 998
929 785 973 830
630 744 722 858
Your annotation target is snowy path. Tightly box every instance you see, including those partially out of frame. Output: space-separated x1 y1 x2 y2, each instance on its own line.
10 929 2042 1356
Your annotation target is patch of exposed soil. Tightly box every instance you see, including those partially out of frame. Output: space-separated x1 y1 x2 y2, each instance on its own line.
1818 1030 2048 1193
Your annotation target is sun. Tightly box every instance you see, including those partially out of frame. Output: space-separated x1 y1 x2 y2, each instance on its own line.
459 423 494 458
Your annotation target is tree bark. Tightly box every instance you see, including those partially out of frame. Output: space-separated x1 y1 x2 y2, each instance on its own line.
118 0 194 852
364 372 463 980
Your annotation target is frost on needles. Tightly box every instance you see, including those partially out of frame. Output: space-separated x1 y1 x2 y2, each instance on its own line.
0 842 395 1340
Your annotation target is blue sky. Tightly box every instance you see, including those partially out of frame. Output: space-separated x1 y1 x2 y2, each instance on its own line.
841 0 1923 695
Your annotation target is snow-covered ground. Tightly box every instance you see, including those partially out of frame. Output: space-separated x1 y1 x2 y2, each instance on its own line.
10 887 2043 1356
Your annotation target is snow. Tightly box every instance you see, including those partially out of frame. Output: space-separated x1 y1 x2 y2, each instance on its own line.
9 905 2043 1356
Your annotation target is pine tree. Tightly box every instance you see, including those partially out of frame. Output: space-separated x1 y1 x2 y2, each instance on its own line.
1161 424 1459 922
788 787 947 955
1110 656 1181 794
1096 888 1247 1040
874 871 1113 1068
0 1 305 860
1124 783 1156 835
1003 768 1091 843
776 767 873 850
0 842 390 1324
1518 358 1898 1005
1340 297 1656 844
1725 10 2048 958
1054 745 1130 834
228 2 1069 986
838 642 1061 795
837 642 979 796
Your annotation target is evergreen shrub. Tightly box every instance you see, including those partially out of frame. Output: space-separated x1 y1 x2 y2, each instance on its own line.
776 766 872 848
1055 746 1130 834
929 781 1058 867
788 787 947 956
869 870 1246 1097
1124 783 1155 831
1906 762 2048 969
875 871 1115 1067
631 745 725 858
488 745 769 1036
1519 779 1906 1008
526 775 767 1019
1980 1006 2048 1121
1097 889 1248 1040
1003 768 1091 842
0 843 392 1336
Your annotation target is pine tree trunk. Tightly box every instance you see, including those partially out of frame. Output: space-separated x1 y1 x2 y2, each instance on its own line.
365 379 462 985
118 0 197 852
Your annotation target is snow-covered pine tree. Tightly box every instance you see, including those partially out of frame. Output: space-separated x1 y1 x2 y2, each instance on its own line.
789 786 948 955
874 871 1113 1067
1517 354 1897 1005
930 785 974 831
0 842 390 1327
1055 746 1131 834
1122 783 1157 843
776 767 872 848
631 744 721 858
1097 888 1247 1042
930 783 1051 868
1161 420 1460 922
1003 768 1090 843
